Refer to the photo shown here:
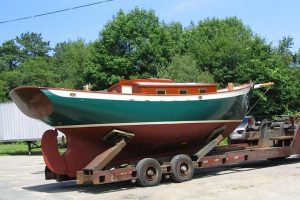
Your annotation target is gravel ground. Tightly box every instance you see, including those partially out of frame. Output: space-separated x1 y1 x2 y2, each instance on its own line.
1 155 300 200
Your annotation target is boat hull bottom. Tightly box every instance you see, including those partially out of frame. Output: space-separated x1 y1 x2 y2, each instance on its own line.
42 121 240 178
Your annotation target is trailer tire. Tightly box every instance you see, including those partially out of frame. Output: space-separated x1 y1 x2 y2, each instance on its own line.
136 158 162 187
170 154 194 183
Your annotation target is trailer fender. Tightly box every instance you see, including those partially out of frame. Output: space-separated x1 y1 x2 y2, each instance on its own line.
41 130 68 175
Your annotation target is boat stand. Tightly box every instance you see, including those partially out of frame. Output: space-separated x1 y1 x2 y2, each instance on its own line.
194 125 226 160
76 129 136 185
195 134 224 160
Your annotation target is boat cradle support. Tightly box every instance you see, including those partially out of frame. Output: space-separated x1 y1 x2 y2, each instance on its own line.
76 129 136 185
194 125 226 159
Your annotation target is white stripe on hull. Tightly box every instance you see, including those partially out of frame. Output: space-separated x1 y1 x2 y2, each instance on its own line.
47 84 251 102
54 119 242 129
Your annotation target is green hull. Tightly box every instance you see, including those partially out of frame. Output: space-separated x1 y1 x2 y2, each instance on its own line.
41 89 250 127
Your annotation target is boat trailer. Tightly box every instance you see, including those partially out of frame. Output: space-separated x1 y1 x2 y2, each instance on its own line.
59 122 300 187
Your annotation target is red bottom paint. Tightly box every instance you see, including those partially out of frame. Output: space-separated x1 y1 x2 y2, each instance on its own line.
42 122 240 177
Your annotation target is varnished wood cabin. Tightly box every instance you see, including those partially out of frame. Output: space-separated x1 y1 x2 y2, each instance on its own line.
107 79 217 95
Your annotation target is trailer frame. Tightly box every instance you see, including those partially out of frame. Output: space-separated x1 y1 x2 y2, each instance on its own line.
73 123 300 186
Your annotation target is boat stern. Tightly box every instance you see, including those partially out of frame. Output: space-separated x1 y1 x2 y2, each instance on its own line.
9 86 53 120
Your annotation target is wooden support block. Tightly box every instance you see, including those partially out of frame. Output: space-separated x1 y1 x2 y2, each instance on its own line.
195 134 224 159
84 139 127 171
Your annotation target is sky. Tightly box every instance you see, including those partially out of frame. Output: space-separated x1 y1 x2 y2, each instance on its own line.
0 0 299 52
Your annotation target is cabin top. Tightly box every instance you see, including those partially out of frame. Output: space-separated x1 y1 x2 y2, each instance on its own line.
107 78 217 95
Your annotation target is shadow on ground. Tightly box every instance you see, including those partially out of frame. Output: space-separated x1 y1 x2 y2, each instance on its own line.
23 155 300 194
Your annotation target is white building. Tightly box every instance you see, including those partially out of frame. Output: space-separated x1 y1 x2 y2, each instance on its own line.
0 102 62 142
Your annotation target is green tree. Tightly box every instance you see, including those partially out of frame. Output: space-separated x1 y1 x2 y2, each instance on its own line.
275 36 294 65
87 8 182 89
18 57 56 87
158 54 214 83
161 22 185 57
0 32 53 101
0 40 21 71
16 32 51 58
277 36 294 55
0 69 23 101
53 39 93 89
0 78 8 102
296 49 300 65
184 17 254 85
182 17 299 117
234 37 298 117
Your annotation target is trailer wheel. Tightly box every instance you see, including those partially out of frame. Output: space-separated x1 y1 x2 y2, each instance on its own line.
136 158 162 187
170 154 194 182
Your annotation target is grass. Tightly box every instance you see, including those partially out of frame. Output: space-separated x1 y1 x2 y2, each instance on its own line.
0 142 42 156
0 137 228 156
219 137 229 146
0 141 66 156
